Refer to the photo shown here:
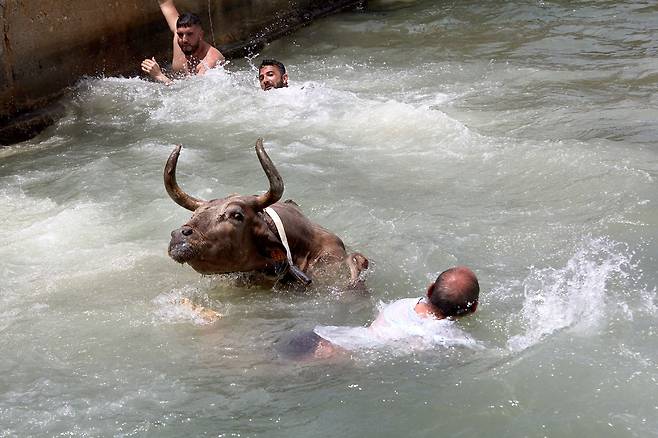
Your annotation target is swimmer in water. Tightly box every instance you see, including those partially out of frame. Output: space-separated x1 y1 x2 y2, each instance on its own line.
277 266 480 360
258 59 289 91
141 0 224 85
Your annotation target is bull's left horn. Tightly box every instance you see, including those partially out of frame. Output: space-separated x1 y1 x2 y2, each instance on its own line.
252 138 284 210
164 145 206 211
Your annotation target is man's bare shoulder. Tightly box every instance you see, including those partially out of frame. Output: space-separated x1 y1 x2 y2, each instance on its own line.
205 45 225 65
196 45 225 74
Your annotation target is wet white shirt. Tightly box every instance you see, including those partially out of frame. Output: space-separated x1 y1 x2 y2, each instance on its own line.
314 297 479 352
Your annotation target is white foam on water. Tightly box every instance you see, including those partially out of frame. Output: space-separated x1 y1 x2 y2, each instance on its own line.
5 199 153 272
105 64 475 161
0 180 165 333
637 286 657 315
507 237 633 352
0 183 58 226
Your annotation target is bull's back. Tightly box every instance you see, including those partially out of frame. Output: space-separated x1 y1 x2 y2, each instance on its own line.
271 201 347 261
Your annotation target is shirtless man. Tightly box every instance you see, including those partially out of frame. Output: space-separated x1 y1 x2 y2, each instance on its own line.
141 0 224 85
279 266 480 359
258 59 289 91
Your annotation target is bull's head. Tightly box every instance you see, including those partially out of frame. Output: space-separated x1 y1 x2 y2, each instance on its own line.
164 138 288 275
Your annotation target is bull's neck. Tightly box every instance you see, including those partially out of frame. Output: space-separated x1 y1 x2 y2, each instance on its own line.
261 208 311 268
263 207 293 262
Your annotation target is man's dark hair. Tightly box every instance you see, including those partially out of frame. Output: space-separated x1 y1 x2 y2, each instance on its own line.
429 267 479 317
177 12 202 28
259 59 286 75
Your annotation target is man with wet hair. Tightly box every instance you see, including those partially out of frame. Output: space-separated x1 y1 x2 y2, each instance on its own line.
278 266 480 360
141 0 224 85
416 266 479 319
258 59 289 91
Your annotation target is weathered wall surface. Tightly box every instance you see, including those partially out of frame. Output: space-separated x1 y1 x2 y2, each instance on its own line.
0 0 360 145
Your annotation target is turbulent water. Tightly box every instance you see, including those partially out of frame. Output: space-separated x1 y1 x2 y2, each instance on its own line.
1 0 657 436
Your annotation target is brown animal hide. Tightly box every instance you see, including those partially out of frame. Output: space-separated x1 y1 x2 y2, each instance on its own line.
165 138 368 288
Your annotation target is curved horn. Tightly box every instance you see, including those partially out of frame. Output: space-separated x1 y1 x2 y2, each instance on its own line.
164 145 206 211
252 138 284 210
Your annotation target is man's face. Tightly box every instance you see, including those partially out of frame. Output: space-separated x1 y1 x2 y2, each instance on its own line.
258 66 288 91
176 25 203 56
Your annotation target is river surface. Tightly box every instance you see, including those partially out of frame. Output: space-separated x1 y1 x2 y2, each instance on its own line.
1 0 657 436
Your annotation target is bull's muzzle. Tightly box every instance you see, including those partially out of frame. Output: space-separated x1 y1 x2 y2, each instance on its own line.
168 226 197 263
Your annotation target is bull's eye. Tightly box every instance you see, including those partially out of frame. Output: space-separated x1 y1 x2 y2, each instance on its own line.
231 212 244 221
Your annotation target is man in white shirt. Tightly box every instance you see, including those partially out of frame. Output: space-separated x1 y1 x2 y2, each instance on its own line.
279 266 480 359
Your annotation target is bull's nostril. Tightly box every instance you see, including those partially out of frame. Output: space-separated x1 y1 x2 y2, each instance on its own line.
182 228 193 236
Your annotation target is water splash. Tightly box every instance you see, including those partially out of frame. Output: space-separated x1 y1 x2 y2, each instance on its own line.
507 237 632 352
152 286 224 326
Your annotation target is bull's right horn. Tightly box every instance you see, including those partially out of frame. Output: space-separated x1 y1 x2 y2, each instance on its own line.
164 145 205 211
252 138 284 210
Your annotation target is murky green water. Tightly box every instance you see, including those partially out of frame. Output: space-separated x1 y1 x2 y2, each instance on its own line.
1 0 657 436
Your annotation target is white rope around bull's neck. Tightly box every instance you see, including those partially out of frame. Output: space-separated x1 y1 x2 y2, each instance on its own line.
264 207 293 264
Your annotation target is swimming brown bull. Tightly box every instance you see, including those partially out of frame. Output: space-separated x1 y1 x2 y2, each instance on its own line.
165 138 368 288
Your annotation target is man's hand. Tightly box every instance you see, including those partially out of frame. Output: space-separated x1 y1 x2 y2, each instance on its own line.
141 57 173 85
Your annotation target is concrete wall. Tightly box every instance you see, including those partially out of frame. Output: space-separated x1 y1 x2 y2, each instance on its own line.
0 0 361 145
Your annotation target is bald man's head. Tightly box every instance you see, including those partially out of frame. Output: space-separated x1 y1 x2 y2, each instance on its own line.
428 266 479 317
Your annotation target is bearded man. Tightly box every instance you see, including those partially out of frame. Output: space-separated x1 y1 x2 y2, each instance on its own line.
258 59 289 91
141 0 224 85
